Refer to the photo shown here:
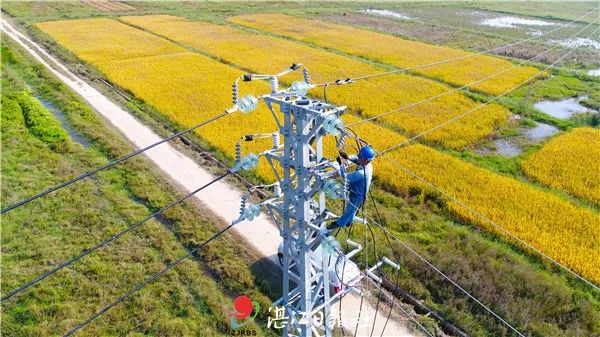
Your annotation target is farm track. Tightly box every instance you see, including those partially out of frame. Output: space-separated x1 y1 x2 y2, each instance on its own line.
0 18 418 337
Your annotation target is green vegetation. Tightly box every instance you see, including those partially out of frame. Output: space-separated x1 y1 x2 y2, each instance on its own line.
12 91 70 151
511 74 600 110
1 37 276 336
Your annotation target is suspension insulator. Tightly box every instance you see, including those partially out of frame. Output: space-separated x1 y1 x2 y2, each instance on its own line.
303 68 311 84
336 133 347 149
274 182 282 197
232 82 239 105
239 194 247 214
344 174 350 199
235 142 242 163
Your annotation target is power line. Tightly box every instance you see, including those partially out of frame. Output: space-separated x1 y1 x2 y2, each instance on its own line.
379 22 599 155
328 231 434 337
1 172 231 302
378 155 600 292
315 5 599 88
331 16 600 337
362 23 600 292
363 276 434 337
348 16 599 129
343 199 526 337
63 218 242 336
1 111 230 215
378 267 401 337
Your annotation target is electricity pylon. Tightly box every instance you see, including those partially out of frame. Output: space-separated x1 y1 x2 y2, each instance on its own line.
231 65 397 337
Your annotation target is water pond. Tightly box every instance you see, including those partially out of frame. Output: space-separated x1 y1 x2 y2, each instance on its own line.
533 98 591 119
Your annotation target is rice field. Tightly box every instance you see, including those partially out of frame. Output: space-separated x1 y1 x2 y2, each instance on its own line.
37 17 600 283
346 118 600 284
229 14 543 96
522 128 600 206
36 18 184 62
119 15 510 149
94 52 278 179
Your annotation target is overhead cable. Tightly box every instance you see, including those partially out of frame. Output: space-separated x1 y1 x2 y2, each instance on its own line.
1 172 230 302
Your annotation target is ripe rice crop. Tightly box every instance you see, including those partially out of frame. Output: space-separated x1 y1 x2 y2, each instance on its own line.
38 18 600 283
229 14 543 96
36 18 184 62
119 15 509 149
522 128 600 205
342 117 600 284
94 52 278 179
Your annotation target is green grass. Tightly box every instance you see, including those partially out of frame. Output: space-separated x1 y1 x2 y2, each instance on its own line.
1 37 277 337
12 90 70 151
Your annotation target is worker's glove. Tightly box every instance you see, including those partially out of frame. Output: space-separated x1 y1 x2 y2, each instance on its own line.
339 151 348 159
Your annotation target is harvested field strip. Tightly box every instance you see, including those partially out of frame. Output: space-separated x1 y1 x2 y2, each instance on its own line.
36 18 184 62
120 15 509 149
522 127 600 206
229 14 543 96
83 0 136 12
38 18 600 284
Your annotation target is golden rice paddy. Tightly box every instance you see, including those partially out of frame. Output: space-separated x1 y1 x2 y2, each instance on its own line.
37 17 600 283
522 127 600 206
119 15 510 149
229 14 544 96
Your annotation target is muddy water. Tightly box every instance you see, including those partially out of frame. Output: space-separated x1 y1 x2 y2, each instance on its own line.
524 122 559 141
533 98 590 119
493 139 522 157
362 8 412 20
550 37 600 50
37 96 91 147
489 121 558 157
480 16 556 28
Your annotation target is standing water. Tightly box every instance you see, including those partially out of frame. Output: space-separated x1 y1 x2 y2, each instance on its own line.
533 98 590 119
37 97 90 147
588 68 600 77
524 122 559 141
493 139 522 157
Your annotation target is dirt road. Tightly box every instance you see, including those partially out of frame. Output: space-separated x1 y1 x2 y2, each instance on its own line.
1 17 418 337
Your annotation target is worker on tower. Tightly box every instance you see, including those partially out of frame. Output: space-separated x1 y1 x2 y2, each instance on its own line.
327 145 376 231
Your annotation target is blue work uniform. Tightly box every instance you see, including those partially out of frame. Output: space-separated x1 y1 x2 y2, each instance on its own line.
337 156 373 227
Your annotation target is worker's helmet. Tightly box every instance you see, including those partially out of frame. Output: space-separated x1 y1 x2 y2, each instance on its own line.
358 145 376 161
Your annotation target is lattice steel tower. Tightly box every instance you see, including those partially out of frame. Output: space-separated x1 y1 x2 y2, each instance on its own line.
232 65 391 337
